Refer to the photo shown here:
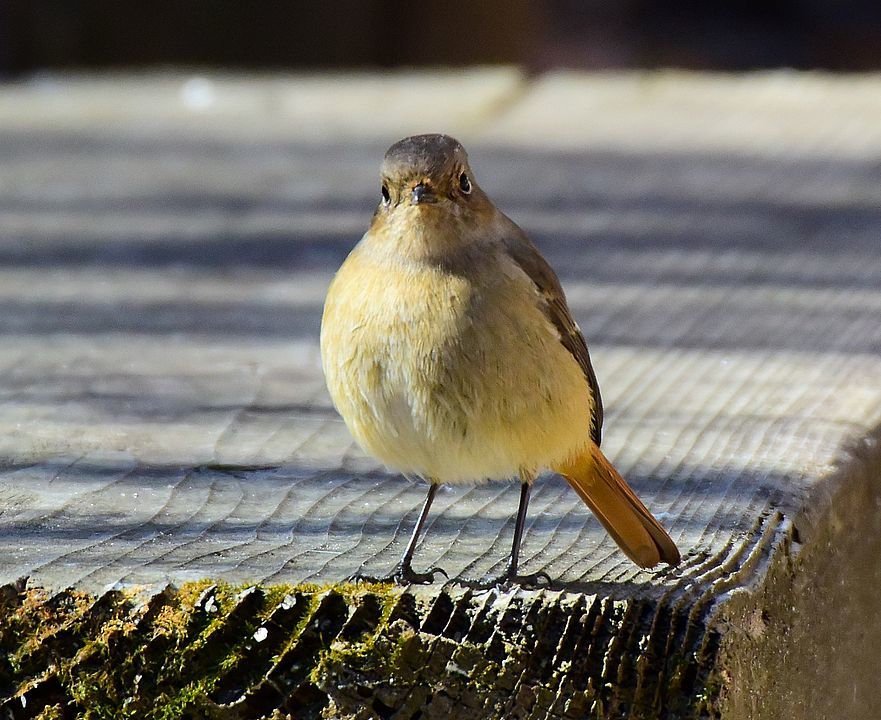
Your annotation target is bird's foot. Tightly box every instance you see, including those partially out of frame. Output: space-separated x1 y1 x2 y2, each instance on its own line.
348 562 448 586
502 569 553 589
456 567 553 591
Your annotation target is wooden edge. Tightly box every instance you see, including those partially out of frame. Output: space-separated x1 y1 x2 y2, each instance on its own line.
712 422 881 720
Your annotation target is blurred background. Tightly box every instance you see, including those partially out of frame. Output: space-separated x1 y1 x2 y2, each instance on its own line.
2 0 881 75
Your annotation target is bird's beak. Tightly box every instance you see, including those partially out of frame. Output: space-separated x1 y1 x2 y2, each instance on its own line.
410 183 437 205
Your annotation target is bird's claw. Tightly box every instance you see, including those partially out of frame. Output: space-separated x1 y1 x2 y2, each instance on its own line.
399 565 448 585
455 568 553 590
501 570 553 589
348 563 448 586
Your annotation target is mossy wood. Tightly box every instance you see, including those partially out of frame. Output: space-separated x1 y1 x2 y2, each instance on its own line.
0 580 719 719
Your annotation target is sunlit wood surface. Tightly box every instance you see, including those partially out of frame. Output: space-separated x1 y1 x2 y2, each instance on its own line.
1 71 879 600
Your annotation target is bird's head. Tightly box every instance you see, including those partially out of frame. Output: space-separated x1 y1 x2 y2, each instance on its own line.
374 134 488 221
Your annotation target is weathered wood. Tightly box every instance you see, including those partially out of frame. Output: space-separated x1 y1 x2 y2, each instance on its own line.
714 427 881 720
0 581 718 719
0 72 880 718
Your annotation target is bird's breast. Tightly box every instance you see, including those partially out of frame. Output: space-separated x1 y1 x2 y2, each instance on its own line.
320 243 592 482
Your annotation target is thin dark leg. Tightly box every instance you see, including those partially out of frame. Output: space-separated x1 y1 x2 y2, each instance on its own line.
399 482 439 573
506 480 531 577
455 476 552 590
350 481 447 585
496 479 551 587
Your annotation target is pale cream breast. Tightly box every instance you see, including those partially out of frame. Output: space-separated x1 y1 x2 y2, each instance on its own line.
320 231 594 483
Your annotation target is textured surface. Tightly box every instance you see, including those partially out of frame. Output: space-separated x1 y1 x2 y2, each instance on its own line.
717 427 881 720
1 72 880 604
0 580 716 720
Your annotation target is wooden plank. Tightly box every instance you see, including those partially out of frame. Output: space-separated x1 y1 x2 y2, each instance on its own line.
0 69 525 140
483 70 881 158
0 72 880 718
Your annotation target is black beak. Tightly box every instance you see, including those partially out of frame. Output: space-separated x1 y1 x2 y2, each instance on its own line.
411 183 436 204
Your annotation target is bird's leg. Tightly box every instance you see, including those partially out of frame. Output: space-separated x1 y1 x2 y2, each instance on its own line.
456 473 552 590
393 481 447 583
350 481 447 585
496 477 552 587
507 480 530 575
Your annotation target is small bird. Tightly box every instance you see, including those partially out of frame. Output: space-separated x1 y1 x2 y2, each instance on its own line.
321 134 680 585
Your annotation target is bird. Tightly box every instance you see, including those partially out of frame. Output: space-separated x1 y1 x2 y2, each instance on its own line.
320 133 680 585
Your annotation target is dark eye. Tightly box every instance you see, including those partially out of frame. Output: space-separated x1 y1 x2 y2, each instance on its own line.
459 173 472 194
381 184 391 205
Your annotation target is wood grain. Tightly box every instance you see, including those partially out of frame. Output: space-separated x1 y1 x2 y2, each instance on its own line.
0 70 880 717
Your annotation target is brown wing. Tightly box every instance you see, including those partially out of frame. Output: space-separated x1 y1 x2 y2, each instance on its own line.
503 226 604 446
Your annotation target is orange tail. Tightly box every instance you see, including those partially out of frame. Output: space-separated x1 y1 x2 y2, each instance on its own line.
553 444 680 568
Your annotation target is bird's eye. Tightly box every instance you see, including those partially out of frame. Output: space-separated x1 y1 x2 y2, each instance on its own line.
381 184 391 205
459 173 472 194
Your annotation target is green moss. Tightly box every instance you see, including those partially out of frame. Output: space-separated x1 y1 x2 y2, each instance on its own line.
34 704 66 720
1 581 376 719
4 578 370 713
3 580 710 719
308 582 404 685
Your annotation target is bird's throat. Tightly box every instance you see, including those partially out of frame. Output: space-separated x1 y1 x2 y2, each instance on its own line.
371 205 473 262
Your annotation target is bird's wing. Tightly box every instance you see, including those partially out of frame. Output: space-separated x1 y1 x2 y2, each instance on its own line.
503 226 604 446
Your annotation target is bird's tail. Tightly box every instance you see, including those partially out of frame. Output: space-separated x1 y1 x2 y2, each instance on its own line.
553 444 680 568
